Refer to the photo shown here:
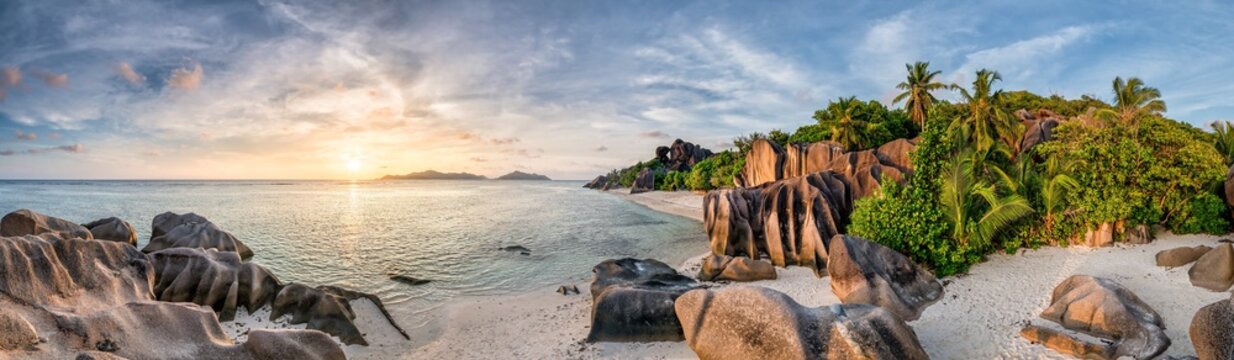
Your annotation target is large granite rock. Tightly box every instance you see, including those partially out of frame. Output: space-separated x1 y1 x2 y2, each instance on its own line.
656 139 714 172
629 168 656 194
0 308 38 351
1192 294 1234 360
150 248 282 321
583 175 609 189
0 233 345 359
0 209 93 240
1020 275 1169 360
737 139 785 188
271 283 367 346
51 300 345 360
82 217 137 246
151 212 210 240
675 286 929 360
143 216 254 261
586 258 699 342
705 172 852 276
1018 109 1061 154
1190 243 1234 291
827 235 943 321
697 254 776 282
1226 165 1234 208
735 138 915 198
1156 245 1212 267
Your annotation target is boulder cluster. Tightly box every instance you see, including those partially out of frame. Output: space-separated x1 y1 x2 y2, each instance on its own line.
1020 275 1169 359
0 209 408 359
586 236 943 358
656 138 714 172
1016 109 1062 155
1156 243 1234 292
735 138 915 198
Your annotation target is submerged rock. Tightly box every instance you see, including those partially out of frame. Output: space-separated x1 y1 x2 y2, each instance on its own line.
675 286 928 360
82 217 137 246
1020 275 1169 360
697 254 776 282
0 209 93 240
557 285 580 295
586 258 699 343
1190 244 1234 291
1156 245 1212 267
143 216 254 261
1192 294 1234 360
390 275 432 286
827 235 943 321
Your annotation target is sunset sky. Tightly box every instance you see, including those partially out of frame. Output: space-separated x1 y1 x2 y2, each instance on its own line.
2 0 1234 180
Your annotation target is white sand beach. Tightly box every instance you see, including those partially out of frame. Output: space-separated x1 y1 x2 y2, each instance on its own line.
340 190 1233 359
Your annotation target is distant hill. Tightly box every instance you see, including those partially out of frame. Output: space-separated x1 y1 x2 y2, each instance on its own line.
380 170 486 180
495 171 551 180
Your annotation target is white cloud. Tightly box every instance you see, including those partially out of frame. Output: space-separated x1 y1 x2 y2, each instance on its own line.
954 26 1095 82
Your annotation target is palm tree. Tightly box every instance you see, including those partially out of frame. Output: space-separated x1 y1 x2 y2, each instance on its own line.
940 155 1034 247
828 96 869 150
893 61 948 129
1212 121 1234 165
1099 77 1166 125
949 69 1021 156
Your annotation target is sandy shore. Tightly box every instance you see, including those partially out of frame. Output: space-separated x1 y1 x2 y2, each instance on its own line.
401 189 1232 358
606 189 705 222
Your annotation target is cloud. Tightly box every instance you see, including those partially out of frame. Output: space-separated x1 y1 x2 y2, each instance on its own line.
141 150 161 157
39 71 68 87
470 157 487 162
0 143 84 156
954 26 1095 82
640 130 671 138
489 137 520 145
14 130 36 141
594 145 608 152
48 132 61 140
167 62 203 91
1 67 19 87
114 62 145 85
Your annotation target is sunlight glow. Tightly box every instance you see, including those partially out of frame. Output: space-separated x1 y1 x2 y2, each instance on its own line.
347 158 362 172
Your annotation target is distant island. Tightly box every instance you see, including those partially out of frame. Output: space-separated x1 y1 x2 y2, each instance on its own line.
380 170 486 180
378 170 551 180
495 171 551 180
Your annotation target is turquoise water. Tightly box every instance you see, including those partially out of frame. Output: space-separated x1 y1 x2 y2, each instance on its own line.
0 180 706 344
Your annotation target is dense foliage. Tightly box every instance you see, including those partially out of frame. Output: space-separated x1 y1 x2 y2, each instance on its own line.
684 150 744 190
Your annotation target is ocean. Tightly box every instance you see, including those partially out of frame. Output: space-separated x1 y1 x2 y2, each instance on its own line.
0 179 706 345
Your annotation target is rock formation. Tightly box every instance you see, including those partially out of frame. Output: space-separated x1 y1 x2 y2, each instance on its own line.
583 175 611 189
697 254 776 282
149 248 281 321
0 209 93 240
1019 275 1169 360
1191 294 1234 360
704 171 852 276
143 213 254 261
735 138 915 198
1156 245 1212 267
656 139 714 172
1017 109 1062 154
1190 243 1234 291
1226 165 1234 208
827 235 943 321
586 258 699 342
0 233 346 359
630 168 656 194
272 284 368 346
83 217 137 246
675 286 929 360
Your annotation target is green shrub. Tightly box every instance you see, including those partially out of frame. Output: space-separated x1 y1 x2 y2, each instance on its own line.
685 150 743 190
1171 193 1230 235
787 124 829 144
657 171 688 191
848 122 979 276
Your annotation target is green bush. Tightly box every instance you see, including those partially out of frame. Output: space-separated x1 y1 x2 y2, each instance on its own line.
685 150 744 190
657 171 688 191
787 124 829 144
1171 193 1230 235
615 159 664 187
848 122 980 276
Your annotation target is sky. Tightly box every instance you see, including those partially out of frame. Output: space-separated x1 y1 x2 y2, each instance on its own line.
2 0 1234 180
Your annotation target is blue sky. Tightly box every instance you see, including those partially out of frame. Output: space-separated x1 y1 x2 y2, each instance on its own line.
1 0 1233 179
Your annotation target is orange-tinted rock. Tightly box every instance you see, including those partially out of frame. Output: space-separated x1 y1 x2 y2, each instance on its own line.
0 209 93 240
1021 275 1168 359
827 235 943 321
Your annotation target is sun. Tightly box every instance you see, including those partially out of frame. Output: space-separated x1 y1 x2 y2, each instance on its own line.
347 158 362 173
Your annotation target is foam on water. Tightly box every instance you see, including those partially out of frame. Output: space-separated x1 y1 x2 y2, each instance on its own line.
0 179 706 346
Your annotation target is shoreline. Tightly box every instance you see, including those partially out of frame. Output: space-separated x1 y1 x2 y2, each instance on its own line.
412 189 1229 358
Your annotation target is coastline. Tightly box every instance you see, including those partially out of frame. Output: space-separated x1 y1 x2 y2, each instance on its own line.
413 189 1227 358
